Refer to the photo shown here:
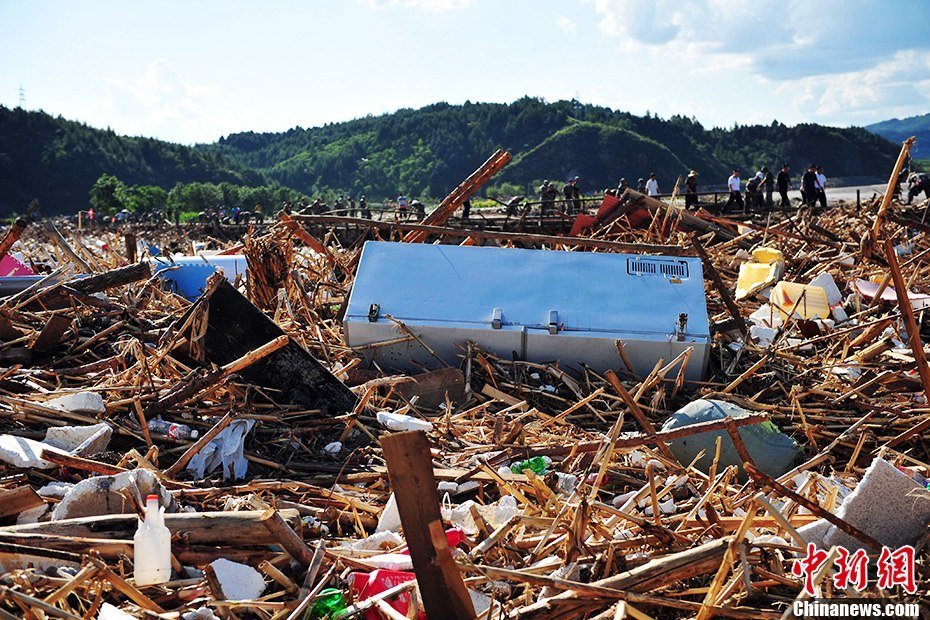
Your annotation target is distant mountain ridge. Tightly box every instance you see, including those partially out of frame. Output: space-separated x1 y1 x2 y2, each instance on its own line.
206 98 898 198
865 113 930 157
0 99 901 214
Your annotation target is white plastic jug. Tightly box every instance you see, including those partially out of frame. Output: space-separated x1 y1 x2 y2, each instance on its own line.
134 494 171 586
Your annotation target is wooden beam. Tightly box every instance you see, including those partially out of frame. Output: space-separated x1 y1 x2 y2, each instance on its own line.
872 136 916 239
1 509 301 546
293 215 688 255
381 430 476 620
0 486 44 519
404 149 511 242
883 238 930 403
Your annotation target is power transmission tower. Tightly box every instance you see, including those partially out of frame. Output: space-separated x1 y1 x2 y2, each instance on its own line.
18 85 25 108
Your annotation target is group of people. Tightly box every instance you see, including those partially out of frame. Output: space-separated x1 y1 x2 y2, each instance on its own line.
537 176 584 214
723 163 826 212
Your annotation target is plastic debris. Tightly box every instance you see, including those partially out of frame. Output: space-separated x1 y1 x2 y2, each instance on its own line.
662 399 802 480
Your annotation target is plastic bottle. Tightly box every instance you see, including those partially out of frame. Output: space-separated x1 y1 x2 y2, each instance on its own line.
148 417 199 440
510 456 549 475
305 588 347 620
134 494 171 586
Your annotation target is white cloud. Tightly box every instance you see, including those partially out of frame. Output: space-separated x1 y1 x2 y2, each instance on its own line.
591 0 930 123
88 60 220 142
556 15 578 35
359 0 473 9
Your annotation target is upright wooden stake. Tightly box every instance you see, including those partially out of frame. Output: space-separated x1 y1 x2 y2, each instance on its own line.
884 238 930 403
381 430 476 620
872 136 915 239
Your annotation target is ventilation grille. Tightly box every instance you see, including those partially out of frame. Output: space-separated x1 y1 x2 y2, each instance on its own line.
627 258 689 279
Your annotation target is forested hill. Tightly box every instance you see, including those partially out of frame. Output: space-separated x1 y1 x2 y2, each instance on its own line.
207 98 898 198
0 99 899 215
0 106 263 213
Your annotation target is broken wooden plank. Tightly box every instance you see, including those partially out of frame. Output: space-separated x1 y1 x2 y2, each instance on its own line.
381 430 476 620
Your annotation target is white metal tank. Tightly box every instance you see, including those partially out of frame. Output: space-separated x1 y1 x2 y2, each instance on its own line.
343 242 710 381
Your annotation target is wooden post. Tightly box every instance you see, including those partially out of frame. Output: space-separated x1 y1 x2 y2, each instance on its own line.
691 234 749 337
883 238 930 403
872 136 915 239
403 150 511 243
381 431 476 620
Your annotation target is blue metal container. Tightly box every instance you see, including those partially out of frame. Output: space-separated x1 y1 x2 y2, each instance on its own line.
151 255 247 301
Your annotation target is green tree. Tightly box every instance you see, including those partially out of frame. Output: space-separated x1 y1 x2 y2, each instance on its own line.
89 174 125 214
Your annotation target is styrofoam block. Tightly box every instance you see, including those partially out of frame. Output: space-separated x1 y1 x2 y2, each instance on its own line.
209 558 266 600
45 391 106 415
809 273 843 306
52 469 172 520
44 423 112 455
0 434 69 469
801 457 930 552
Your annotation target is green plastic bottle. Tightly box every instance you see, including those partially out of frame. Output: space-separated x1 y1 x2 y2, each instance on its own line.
305 588 347 620
510 456 549 475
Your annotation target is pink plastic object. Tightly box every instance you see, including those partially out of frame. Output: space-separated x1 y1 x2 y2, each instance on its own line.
0 254 35 277
350 569 424 620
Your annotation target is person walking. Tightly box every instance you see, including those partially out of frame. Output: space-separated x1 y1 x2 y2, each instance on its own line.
562 179 574 213
762 166 774 210
685 170 698 209
776 163 791 208
617 178 629 194
570 176 582 212
645 173 659 197
816 166 827 209
724 169 744 212
636 177 646 193
801 164 818 208
746 173 763 210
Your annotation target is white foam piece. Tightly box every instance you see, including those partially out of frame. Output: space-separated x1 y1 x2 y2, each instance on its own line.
0 434 68 469
800 457 930 552
209 558 266 601
45 391 106 415
809 273 843 306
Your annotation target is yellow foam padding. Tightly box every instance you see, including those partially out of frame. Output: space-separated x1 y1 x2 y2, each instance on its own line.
770 281 831 320
736 261 780 300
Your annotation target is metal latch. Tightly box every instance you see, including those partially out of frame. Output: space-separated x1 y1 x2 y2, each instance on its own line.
492 307 503 330
548 310 559 335
676 313 688 341
368 303 380 322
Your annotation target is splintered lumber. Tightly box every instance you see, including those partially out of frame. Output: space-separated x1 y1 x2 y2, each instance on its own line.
616 189 753 249
43 221 92 272
0 486 43 519
294 215 689 255
259 508 315 567
30 314 71 355
744 463 881 550
691 234 749 337
29 261 152 309
520 411 769 457
872 136 916 238
381 430 477 620
203 280 357 414
513 537 731 619
883 238 930 402
1 510 301 546
144 334 289 420
0 219 27 260
403 149 511 242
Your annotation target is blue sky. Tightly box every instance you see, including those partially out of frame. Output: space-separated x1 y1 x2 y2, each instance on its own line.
2 0 928 144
